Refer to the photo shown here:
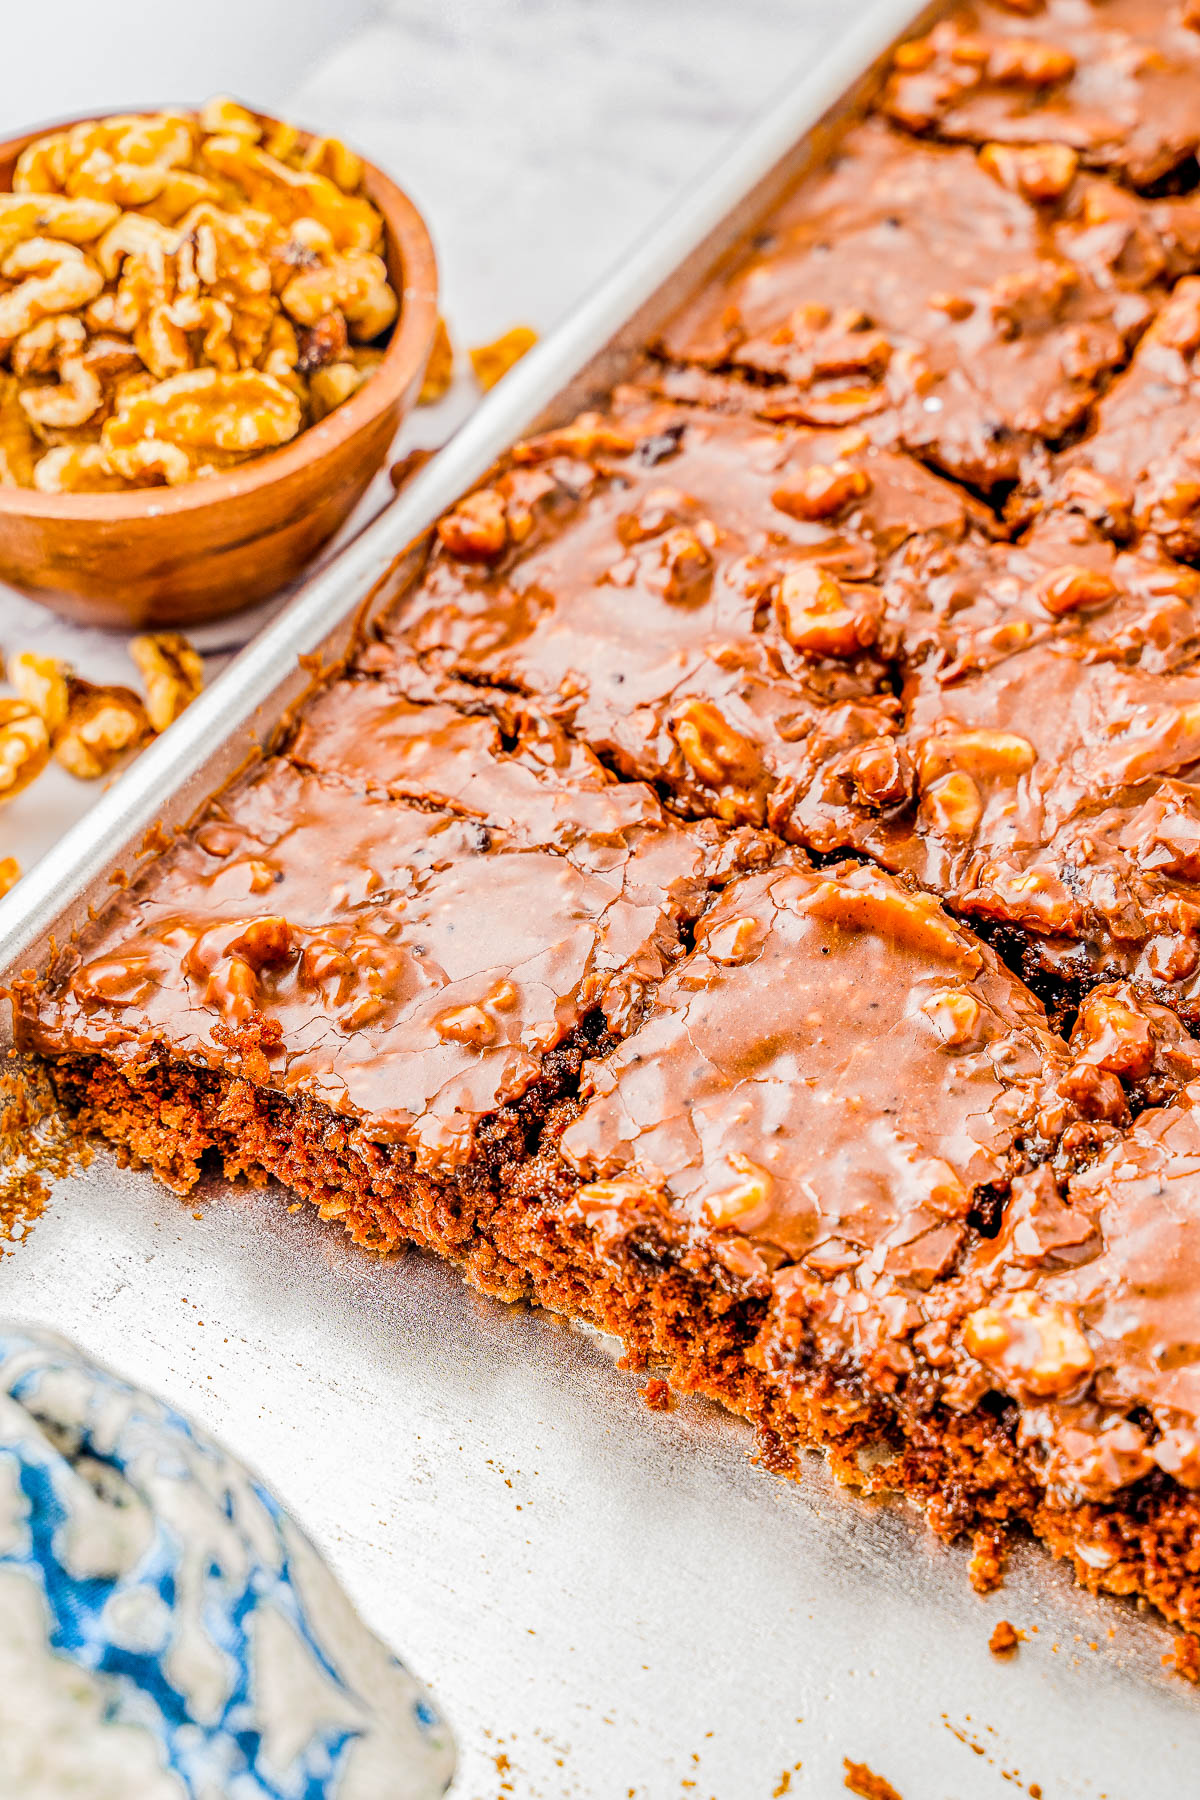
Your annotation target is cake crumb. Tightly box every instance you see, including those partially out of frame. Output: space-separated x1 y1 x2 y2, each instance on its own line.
641 1377 674 1411
0 1058 88 1246
968 1525 1009 1593
989 1619 1022 1657
843 1757 903 1800
1165 1631 1200 1684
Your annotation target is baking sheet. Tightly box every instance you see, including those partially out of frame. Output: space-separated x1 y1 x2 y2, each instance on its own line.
3 2 1198 1792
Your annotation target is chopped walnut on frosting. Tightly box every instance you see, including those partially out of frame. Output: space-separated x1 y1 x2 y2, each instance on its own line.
0 99 398 494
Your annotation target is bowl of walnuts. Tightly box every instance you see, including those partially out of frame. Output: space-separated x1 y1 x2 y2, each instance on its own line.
0 98 439 627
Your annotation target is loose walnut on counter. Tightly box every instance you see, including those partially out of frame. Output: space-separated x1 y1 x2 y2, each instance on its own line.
129 633 204 732
0 631 205 903
469 325 537 392
418 316 454 404
54 679 150 779
0 98 400 495
0 700 50 800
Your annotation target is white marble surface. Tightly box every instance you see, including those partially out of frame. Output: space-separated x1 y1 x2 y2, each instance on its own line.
0 0 843 880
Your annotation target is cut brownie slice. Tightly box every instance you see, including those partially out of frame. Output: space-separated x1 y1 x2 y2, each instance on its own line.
656 119 1193 489
290 682 679 859
556 859 1200 1625
364 392 986 848
20 702 767 1181
1016 278 1200 562
558 859 1072 1300
880 0 1200 189
936 1079 1200 1619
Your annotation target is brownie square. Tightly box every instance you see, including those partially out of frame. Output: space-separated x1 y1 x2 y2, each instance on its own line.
949 1076 1200 1504
365 392 986 848
880 0 1200 190
851 626 1200 1012
559 857 1071 1295
1018 278 1200 561
23 717 764 1172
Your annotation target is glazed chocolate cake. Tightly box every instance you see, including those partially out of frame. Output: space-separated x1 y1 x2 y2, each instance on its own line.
21 0 1200 1645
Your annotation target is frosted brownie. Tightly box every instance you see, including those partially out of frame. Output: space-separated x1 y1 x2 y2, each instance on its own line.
1016 278 1200 560
936 1068 1200 1620
848 632 1200 1014
656 118 1200 489
20 23 1200 1652
43 824 1191 1608
362 392 988 847
19 702 769 1185
880 0 1200 189
883 510 1200 677
558 859 1072 1291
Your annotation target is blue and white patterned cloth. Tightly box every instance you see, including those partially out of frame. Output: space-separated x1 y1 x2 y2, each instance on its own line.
0 1325 455 1800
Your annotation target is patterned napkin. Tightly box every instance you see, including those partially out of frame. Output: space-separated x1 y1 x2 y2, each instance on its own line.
0 1324 455 1799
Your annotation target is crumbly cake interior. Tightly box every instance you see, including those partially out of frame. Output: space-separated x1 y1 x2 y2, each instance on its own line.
22 0 1200 1643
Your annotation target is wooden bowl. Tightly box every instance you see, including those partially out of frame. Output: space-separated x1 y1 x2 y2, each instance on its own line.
0 110 439 628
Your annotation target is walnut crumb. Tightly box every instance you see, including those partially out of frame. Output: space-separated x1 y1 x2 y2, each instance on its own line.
640 1378 674 1412
470 324 538 391
844 1758 902 1800
968 1525 1009 1593
418 315 454 404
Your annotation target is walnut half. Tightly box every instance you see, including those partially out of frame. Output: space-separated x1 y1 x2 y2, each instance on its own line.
129 632 204 733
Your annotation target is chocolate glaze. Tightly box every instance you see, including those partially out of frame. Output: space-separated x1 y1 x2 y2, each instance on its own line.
22 726 767 1164
290 683 680 860
881 0 1200 190
657 118 1196 487
885 510 1200 677
367 394 984 848
560 855 1200 1496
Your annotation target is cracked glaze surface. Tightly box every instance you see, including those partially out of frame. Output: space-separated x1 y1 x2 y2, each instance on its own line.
657 117 1200 487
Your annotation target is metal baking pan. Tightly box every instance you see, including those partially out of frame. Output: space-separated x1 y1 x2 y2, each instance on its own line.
4 4 1198 1792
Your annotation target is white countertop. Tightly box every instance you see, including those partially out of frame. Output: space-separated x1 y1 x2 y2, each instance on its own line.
0 0 842 878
